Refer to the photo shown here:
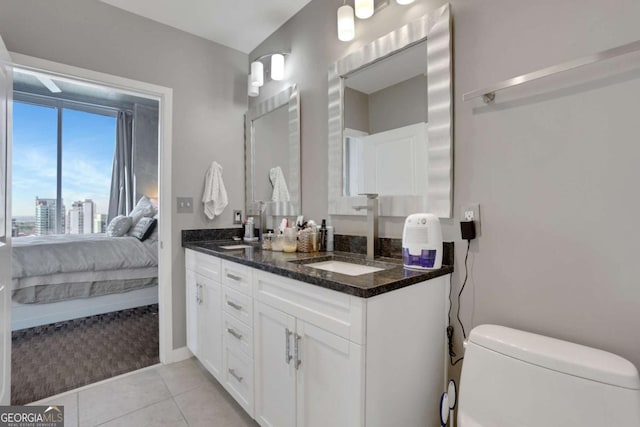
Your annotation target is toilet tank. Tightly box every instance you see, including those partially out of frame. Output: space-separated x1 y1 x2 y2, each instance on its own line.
458 325 640 427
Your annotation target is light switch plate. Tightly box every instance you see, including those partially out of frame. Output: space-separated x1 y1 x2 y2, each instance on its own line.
461 203 481 236
177 197 194 214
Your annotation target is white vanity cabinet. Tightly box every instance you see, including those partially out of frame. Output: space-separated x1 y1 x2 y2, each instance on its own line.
185 250 223 380
253 270 364 427
254 304 363 427
185 248 449 427
220 260 255 416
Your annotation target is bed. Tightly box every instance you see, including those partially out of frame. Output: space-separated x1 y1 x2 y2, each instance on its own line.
11 229 159 330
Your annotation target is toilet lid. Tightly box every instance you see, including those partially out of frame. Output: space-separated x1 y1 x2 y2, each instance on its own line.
469 325 640 390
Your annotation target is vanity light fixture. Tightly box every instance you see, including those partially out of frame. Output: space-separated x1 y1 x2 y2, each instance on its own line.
355 0 374 19
248 75 259 97
250 61 264 87
271 54 285 81
337 5 355 41
339 1 411 42
247 52 290 97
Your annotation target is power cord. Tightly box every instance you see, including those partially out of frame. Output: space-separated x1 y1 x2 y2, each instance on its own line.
448 239 471 366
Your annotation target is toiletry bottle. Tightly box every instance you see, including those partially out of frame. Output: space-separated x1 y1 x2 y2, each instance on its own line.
244 217 254 241
326 225 334 252
319 219 327 251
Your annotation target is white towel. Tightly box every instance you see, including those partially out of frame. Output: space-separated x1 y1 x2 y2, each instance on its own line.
270 166 291 202
202 161 229 220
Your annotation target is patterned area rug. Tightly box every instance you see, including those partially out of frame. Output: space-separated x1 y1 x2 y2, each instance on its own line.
11 304 159 405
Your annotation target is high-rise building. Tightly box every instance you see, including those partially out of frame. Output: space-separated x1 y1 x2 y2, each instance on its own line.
35 197 59 236
69 201 82 234
82 200 94 234
94 213 107 233
11 219 19 237
68 199 95 234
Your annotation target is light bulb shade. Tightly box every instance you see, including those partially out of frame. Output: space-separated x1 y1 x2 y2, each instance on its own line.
355 0 374 19
271 54 285 81
337 5 355 42
396 0 415 4
250 61 264 87
248 75 259 97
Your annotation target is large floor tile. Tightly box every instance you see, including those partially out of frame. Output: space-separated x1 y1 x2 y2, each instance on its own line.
98 398 187 427
79 369 171 426
174 383 257 427
31 392 79 427
156 358 215 396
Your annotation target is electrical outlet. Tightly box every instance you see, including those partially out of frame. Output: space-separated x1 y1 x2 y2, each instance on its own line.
233 210 242 224
461 203 481 236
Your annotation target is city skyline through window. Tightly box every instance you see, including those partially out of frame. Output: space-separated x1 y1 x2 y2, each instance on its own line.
12 100 116 236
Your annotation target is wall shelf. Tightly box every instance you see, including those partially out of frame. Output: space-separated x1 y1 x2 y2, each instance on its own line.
463 39 640 103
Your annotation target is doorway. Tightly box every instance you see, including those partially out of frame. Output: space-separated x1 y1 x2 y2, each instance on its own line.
5 52 175 403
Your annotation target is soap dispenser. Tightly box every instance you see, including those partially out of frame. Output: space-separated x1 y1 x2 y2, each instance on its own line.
244 217 255 242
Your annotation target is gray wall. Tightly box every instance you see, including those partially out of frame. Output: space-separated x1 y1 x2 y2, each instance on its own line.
344 87 369 132
133 103 159 202
250 0 640 373
0 0 247 350
368 74 427 134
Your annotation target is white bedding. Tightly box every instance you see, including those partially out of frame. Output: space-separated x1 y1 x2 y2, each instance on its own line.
12 233 158 286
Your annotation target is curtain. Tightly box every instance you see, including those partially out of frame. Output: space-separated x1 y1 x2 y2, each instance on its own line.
108 111 134 222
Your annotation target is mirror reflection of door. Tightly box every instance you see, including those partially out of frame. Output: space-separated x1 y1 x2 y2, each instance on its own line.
342 41 428 198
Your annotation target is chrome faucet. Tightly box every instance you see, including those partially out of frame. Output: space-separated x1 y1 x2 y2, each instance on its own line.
353 193 378 260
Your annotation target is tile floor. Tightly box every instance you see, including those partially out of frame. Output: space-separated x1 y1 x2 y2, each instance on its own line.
31 358 258 427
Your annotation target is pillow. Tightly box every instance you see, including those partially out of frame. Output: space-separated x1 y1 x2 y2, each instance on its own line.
129 217 157 241
106 215 133 237
128 196 157 226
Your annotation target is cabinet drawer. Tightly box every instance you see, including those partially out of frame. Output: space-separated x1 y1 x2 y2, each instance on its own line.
223 312 253 358
255 270 365 343
223 286 253 326
223 347 254 416
222 260 252 296
186 249 221 281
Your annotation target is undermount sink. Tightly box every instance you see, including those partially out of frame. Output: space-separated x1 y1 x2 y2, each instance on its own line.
290 255 397 276
304 260 384 276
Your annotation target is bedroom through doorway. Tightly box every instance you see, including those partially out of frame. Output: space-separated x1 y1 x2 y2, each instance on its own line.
9 68 162 405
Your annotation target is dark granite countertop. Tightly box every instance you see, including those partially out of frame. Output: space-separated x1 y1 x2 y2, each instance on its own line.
183 240 453 298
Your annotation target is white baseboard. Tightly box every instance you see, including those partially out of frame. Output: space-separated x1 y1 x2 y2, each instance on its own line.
162 346 192 364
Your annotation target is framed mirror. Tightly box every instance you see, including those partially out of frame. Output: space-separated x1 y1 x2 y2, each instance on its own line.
245 84 301 218
328 4 452 218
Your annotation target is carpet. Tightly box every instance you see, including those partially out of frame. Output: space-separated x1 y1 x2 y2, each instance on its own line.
11 304 159 405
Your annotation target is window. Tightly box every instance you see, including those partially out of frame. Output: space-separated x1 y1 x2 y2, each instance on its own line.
12 97 117 236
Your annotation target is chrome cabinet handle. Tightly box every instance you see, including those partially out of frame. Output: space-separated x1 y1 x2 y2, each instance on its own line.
226 273 242 281
227 328 243 340
228 368 243 382
285 328 293 364
226 300 243 310
196 283 202 304
294 334 302 369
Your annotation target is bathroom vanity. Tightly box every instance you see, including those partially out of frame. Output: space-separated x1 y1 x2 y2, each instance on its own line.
184 241 452 427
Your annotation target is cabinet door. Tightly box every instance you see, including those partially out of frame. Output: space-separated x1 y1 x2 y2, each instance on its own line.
254 302 296 427
197 273 222 379
296 321 363 427
185 269 199 357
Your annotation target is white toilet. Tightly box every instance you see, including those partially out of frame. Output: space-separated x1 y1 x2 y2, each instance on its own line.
458 325 640 426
